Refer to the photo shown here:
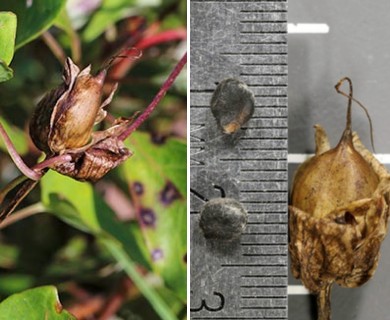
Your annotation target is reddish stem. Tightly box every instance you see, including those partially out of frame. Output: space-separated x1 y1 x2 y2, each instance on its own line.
110 28 187 80
136 28 187 50
97 277 133 320
33 154 73 171
0 122 41 180
118 51 187 140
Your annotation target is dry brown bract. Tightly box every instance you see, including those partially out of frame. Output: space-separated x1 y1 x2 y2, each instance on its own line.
289 77 390 320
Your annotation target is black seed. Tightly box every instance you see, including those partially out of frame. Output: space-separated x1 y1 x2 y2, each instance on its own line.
210 78 255 134
199 198 247 240
160 181 181 205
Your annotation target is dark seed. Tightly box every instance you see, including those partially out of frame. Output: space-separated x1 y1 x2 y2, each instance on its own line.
210 78 255 134
199 198 247 240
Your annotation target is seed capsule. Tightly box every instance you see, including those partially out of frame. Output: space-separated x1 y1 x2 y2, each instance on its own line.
29 57 117 154
210 78 255 134
28 57 134 182
289 77 390 319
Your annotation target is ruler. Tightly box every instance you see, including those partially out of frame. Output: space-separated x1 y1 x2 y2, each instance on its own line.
190 1 288 319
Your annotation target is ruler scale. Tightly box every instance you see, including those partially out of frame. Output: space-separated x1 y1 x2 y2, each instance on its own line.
190 0 288 319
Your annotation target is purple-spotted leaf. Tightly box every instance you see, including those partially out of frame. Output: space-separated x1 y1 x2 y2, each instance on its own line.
122 131 186 302
0 286 76 319
40 170 151 269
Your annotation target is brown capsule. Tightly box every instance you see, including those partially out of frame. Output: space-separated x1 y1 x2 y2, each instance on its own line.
289 77 390 319
210 78 255 134
52 117 134 182
29 57 118 154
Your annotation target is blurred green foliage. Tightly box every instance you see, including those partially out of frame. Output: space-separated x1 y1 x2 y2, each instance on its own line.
0 286 76 320
0 0 186 319
0 12 17 82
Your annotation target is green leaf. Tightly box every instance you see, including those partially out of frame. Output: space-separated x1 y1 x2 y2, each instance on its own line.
0 286 76 320
40 170 151 269
0 12 16 65
0 61 13 83
103 239 179 320
40 171 181 319
122 132 187 301
0 0 66 49
0 274 34 296
0 116 28 155
82 0 160 42
0 12 16 82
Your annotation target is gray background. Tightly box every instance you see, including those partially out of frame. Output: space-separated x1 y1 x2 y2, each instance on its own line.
289 1 390 319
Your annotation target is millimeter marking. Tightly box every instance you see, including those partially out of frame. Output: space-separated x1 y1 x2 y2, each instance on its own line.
190 0 288 319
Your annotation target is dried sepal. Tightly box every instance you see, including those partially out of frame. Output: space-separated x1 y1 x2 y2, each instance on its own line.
289 191 388 292
53 118 134 182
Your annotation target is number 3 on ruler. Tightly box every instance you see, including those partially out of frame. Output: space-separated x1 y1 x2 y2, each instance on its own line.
190 291 225 312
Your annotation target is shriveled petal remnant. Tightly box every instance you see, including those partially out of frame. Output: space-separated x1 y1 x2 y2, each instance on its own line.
289 77 390 320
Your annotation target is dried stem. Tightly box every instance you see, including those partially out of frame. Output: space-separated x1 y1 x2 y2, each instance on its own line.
335 77 353 131
317 284 332 320
0 179 39 222
335 77 375 152
99 48 142 74
0 174 28 203
118 51 187 140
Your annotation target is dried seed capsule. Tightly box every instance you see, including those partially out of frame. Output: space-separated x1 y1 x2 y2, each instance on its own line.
210 78 255 134
52 117 134 182
289 77 390 320
29 57 117 154
199 197 247 240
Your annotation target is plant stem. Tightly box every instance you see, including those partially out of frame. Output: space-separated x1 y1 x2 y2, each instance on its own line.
33 154 72 171
42 31 67 64
317 284 332 320
0 179 39 222
0 175 28 203
118 51 187 141
0 202 45 229
0 121 41 180
103 239 178 320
